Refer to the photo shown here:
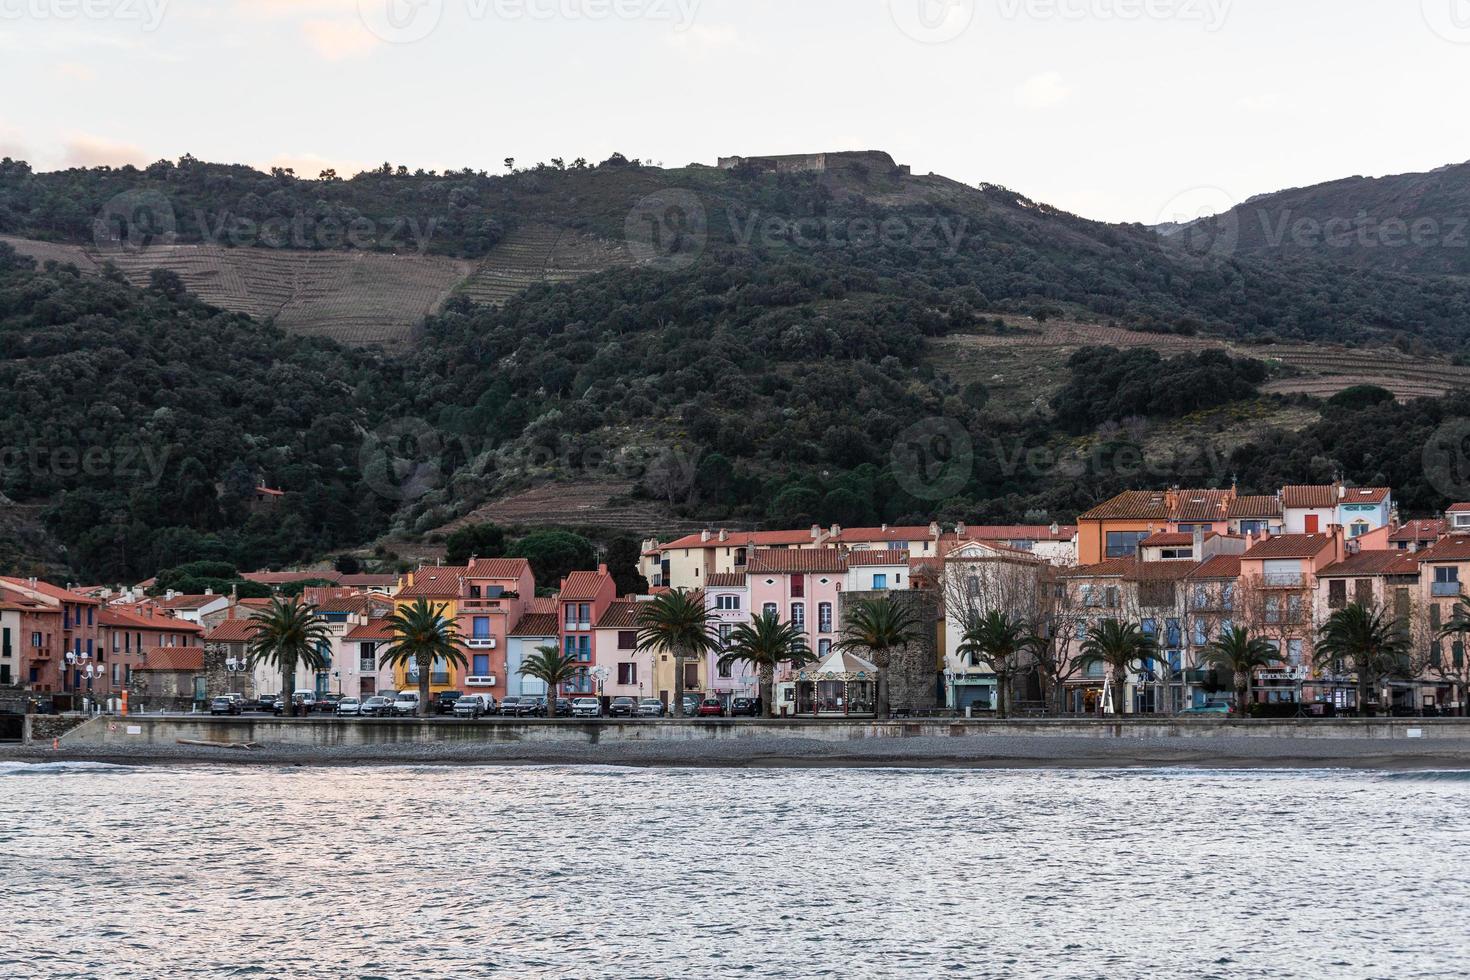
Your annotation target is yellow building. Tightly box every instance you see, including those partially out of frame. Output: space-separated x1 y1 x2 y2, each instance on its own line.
390 565 468 695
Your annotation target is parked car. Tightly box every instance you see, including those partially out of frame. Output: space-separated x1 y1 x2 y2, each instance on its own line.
571 697 602 718
250 696 278 713
730 697 759 717
679 696 701 717
273 694 316 716
433 691 463 715
555 698 574 717
453 694 493 719
517 696 548 717
1181 702 1233 716
209 696 242 716
697 698 726 718
360 696 393 717
316 693 344 714
335 697 363 717
608 696 638 718
498 696 523 716
391 692 421 717
636 698 665 718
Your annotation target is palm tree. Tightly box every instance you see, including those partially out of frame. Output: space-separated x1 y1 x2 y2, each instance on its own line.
636 590 717 718
245 597 334 718
378 598 466 718
1198 625 1284 717
717 612 815 718
1074 619 1158 716
1435 598 1470 717
1317 601 1412 715
517 645 582 719
956 610 1033 719
836 595 921 719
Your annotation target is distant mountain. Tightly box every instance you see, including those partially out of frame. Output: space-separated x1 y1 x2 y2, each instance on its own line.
1160 161 1470 276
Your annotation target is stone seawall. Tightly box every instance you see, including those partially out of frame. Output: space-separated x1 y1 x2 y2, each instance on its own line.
60 716 1470 749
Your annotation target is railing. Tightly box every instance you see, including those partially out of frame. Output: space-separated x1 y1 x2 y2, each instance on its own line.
358 659 376 673
462 599 507 610
29 647 54 660
1260 573 1307 589
1432 582 1463 598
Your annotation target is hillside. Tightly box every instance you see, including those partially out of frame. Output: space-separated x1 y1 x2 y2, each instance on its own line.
1160 160 1470 277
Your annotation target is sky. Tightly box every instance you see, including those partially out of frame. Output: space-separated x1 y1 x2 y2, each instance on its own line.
1 0 1468 223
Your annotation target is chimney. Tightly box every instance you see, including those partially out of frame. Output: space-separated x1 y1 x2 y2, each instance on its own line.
701 529 712 543
811 525 822 541
1338 484 1346 501
1193 529 1205 556
166 589 176 601
1050 521 1060 535
598 563 609 576
881 524 888 533
718 529 728 543
831 524 842 538
929 522 941 538
205 588 214 597
956 522 967 537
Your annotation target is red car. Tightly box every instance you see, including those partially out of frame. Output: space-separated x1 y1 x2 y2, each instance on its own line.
696 698 726 718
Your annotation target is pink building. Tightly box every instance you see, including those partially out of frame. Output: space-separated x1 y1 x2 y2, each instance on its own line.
460 558 536 702
557 565 617 696
746 550 846 659
704 572 756 707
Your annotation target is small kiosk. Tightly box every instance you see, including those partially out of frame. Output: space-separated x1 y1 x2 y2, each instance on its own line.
789 650 880 718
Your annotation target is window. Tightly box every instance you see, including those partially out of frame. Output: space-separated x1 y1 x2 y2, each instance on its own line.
358 642 377 672
1192 620 1209 647
472 654 491 675
818 602 833 634
1287 640 1304 667
1106 531 1150 559
762 603 778 619
718 660 733 679
1138 582 1175 607
1265 595 1281 624
1 628 9 658
872 574 888 590
683 662 700 689
818 639 832 657
791 574 805 599
578 636 591 662
718 623 733 647
1328 579 1347 609
618 662 638 686
472 617 491 639
31 632 42 648
716 594 741 611
618 630 636 651
791 603 806 628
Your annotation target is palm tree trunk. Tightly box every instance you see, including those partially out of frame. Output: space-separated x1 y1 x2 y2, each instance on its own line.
673 646 685 718
547 684 557 719
283 665 295 718
418 658 432 718
1237 679 1249 717
1112 671 1126 717
996 675 1006 720
875 647 890 719
761 664 774 720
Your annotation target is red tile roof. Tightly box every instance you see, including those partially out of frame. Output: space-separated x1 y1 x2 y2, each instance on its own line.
1242 534 1336 560
1226 495 1282 519
1388 519 1446 543
594 601 643 630
206 619 262 642
100 607 204 632
509 612 559 637
0 577 101 605
526 597 557 615
1141 533 1197 547
747 550 847 574
1318 552 1421 577
345 619 395 641
705 573 747 588
466 558 532 580
964 525 1076 542
242 570 342 586
1448 503 1470 514
649 529 819 554
158 594 226 610
135 647 205 671
1189 556 1242 579
844 550 911 566
338 574 398 589
397 567 466 599
559 570 612 602
1417 537 1470 562
1281 485 1390 509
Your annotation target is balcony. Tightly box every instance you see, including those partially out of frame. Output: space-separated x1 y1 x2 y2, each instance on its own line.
462 598 512 610
467 637 498 649
1433 582 1464 598
358 659 376 673
1260 573 1307 589
29 647 54 660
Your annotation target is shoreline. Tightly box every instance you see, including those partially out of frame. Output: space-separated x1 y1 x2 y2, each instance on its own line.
8 733 1470 772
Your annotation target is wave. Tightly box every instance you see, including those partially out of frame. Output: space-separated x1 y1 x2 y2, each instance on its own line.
1378 770 1470 782
0 760 135 776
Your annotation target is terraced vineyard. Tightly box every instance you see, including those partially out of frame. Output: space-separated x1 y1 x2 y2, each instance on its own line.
440 480 704 537
457 223 631 307
1259 346 1470 401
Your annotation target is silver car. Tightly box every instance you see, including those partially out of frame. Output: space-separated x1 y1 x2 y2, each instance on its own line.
335 697 363 717
453 694 493 719
635 698 665 717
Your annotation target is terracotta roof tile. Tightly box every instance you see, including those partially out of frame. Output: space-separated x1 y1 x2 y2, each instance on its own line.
1388 519 1446 543
99 607 204 632
1141 533 1197 547
649 529 820 554
344 618 395 641
705 573 748 588
1447 503 1470 514
466 558 532 580
205 619 261 642
559 570 612 602
844 550 911 566
510 612 559 637
1417 537 1470 562
135 647 205 671
1318 552 1421 577
396 567 467 599
1226 495 1282 519
0 577 102 605
747 550 847 574
594 601 643 630
1189 556 1242 579
1242 534 1336 560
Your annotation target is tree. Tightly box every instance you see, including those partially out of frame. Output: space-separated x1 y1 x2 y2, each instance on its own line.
445 522 506 566
245 597 333 718
956 610 1032 719
635 590 716 718
1315 602 1413 714
717 611 815 718
333 553 362 575
506 530 596 588
1198 625 1284 716
1435 598 1470 718
604 536 649 596
517 645 581 719
1074 619 1158 716
379 598 466 717
836 596 920 719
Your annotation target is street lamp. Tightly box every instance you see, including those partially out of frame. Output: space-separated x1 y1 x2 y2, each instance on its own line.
225 655 248 699
590 665 609 702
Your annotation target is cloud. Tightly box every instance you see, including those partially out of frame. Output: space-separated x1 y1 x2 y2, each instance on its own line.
55 63 98 82
1014 72 1072 110
63 134 151 169
301 18 380 59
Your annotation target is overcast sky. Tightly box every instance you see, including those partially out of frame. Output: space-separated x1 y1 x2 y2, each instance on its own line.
2 0 1467 223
